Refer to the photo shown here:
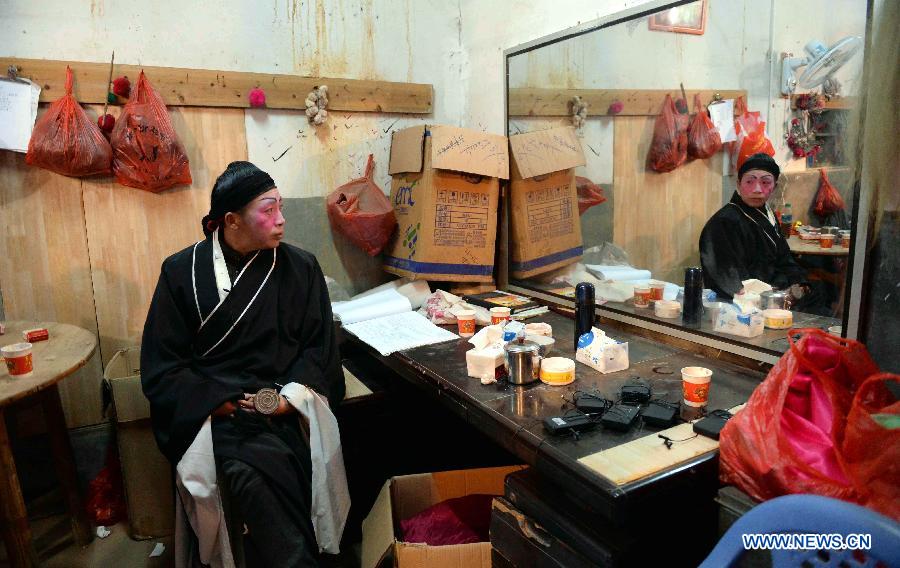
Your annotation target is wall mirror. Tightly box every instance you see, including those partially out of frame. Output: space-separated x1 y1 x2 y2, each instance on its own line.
503 0 869 362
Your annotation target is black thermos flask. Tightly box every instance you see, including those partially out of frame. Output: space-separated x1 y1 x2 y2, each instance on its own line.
682 267 703 328
575 282 595 350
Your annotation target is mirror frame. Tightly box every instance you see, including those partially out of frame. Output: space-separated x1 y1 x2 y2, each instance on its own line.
500 0 872 365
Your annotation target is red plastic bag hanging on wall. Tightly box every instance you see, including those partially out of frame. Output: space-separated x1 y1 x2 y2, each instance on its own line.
687 94 722 159
724 96 761 163
326 154 397 256
719 329 900 521
25 66 113 177
575 176 606 215
647 94 688 173
813 169 846 217
110 71 192 192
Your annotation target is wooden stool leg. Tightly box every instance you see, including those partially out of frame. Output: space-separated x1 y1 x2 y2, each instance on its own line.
0 408 38 567
41 386 93 546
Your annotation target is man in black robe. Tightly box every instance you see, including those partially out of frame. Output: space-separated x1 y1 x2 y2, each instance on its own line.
700 153 827 314
141 161 345 567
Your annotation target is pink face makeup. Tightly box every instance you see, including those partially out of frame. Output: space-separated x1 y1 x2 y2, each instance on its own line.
243 189 285 249
738 170 775 207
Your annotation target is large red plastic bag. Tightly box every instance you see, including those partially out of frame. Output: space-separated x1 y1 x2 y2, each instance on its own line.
326 154 397 256
25 66 112 177
110 71 192 192
719 328 900 520
576 175 606 215
687 94 722 159
724 96 760 162
648 94 688 173
814 169 846 217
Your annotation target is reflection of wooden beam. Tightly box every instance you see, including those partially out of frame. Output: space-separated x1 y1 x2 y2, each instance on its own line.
788 95 855 110
509 88 746 117
2 57 433 114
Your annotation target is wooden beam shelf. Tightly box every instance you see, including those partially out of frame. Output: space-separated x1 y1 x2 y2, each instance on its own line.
509 88 747 117
1 57 433 114
788 94 855 110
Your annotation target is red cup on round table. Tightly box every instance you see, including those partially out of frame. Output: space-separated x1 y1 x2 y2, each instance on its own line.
681 366 712 408
820 234 835 249
2 342 34 377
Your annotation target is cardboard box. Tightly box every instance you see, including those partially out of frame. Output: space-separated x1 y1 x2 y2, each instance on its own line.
104 348 174 539
508 127 585 279
361 465 523 568
383 125 509 282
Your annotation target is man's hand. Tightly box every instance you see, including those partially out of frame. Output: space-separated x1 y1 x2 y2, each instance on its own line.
239 392 296 416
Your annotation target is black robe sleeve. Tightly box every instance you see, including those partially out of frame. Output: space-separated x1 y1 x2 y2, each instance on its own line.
141 260 244 463
285 255 345 408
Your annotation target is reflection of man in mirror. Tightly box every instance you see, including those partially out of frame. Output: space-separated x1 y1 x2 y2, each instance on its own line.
699 153 828 314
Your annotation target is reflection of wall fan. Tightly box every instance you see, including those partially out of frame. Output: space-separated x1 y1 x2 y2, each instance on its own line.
781 36 862 95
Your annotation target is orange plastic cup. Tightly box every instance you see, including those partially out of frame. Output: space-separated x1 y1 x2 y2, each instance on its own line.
456 310 476 338
820 234 835 249
681 366 712 407
490 307 511 325
634 286 651 308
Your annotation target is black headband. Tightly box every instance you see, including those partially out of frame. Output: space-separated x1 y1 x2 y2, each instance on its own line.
738 153 780 181
202 161 276 235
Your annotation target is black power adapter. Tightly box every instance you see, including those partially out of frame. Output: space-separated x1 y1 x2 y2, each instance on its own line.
620 379 652 405
600 404 640 431
574 392 613 414
641 401 678 427
544 413 598 436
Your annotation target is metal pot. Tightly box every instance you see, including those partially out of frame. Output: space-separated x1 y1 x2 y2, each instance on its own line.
760 290 791 310
504 339 543 385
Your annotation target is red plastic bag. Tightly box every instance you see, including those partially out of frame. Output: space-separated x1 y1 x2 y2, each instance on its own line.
724 96 761 161
110 71 192 192
687 94 722 159
576 175 606 215
719 329 900 520
326 155 397 256
25 66 112 177
733 122 775 172
648 94 688 173
400 494 494 545
85 447 127 525
814 169 846 217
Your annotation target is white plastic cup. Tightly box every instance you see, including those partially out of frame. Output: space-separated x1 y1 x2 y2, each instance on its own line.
706 302 724 325
456 310 476 338
681 366 712 407
2 342 34 377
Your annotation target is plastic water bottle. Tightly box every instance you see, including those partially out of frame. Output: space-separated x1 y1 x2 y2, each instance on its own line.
780 203 793 237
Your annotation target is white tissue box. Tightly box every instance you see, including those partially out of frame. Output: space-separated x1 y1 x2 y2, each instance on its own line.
714 304 764 337
575 327 629 374
466 346 506 381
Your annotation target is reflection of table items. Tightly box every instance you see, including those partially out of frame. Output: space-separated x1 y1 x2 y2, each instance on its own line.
1 321 96 567
787 236 849 256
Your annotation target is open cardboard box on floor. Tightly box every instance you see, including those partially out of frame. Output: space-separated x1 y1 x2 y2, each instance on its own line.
104 348 175 539
361 465 523 568
383 125 509 282
508 126 585 279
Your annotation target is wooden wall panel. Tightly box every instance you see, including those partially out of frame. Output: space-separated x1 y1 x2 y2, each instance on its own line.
0 151 103 428
612 116 724 284
81 107 248 366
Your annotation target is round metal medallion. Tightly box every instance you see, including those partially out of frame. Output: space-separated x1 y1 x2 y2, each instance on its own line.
253 388 281 415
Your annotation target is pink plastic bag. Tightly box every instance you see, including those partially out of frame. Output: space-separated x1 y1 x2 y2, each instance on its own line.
326 155 397 256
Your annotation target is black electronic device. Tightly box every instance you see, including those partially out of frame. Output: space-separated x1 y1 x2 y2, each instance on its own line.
641 402 678 427
574 392 613 414
600 404 640 431
544 413 597 436
693 409 734 440
619 380 652 405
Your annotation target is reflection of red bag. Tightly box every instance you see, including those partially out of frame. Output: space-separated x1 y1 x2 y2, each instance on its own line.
687 94 722 159
648 94 688 173
326 155 397 256
814 169 846 217
26 66 112 177
720 329 900 520
576 176 606 215
725 96 761 162
733 122 775 171
111 71 192 192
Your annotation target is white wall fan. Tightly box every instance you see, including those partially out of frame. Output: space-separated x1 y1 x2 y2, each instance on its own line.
781 36 863 95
